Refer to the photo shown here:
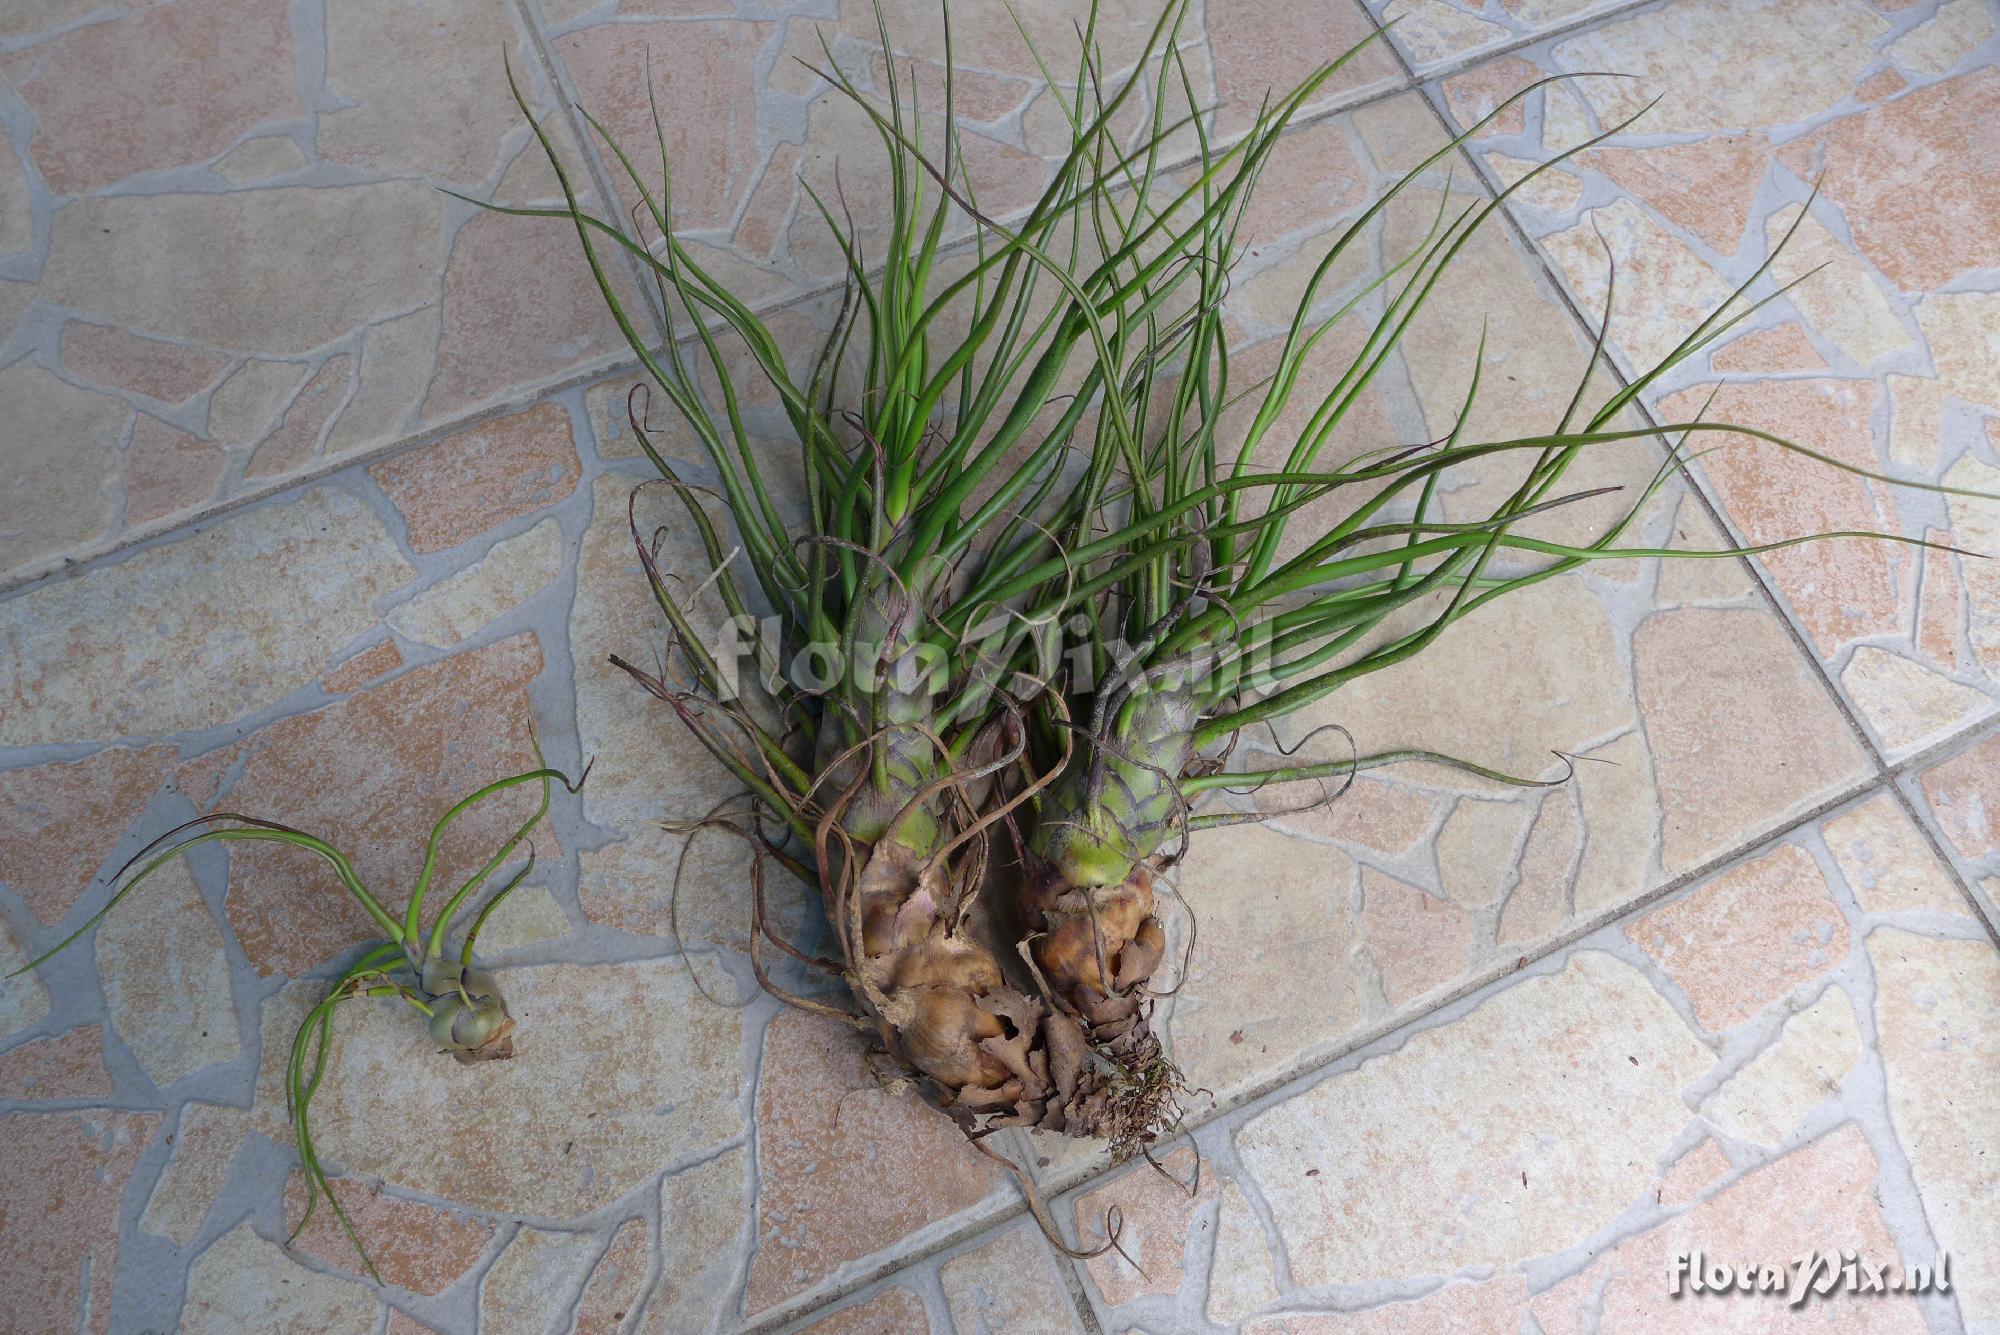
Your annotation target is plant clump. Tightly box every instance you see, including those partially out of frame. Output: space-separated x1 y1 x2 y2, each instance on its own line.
13 758 585 1278
477 0 1974 1212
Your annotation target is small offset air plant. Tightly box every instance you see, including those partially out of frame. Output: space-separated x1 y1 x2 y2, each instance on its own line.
476 0 1976 1234
13 758 585 1279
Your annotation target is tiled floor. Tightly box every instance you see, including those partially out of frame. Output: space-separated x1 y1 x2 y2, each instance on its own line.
0 0 1997 1331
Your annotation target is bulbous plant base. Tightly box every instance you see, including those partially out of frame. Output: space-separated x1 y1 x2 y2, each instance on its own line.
829 829 1184 1166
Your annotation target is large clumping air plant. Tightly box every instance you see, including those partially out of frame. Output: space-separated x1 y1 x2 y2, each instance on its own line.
12 758 585 1278
477 2 1972 1238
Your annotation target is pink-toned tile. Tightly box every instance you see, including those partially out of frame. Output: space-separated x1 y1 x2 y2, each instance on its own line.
1918 729 2000 867
284 1171 494 1295
1854 68 1909 102
1234 121 1371 251
1781 69 2000 292
0 1110 159 1335
1584 134 1768 254
576 1218 650 1334
1531 1124 1922 1334
59 324 227 404
188 633 546 976
1709 322 1828 373
1916 528 1965 670
795 1286 930 1334
552 19 773 232
125 415 224 524
1655 1137 1732 1207
0 744 175 925
0 1026 113 1099
1361 867 1469 1007
1441 55 1539 136
1255 775 1441 859
243 354 351 480
1207 0 1400 137
868 52 1036 124
369 402 581 554
1626 840 1850 1032
0 0 300 195
732 143 801 261
420 209 635 421
1633 608 1869 874
1073 1148 1215 1306
745 1010 1004 1316
321 639 404 694
1664 380 1901 657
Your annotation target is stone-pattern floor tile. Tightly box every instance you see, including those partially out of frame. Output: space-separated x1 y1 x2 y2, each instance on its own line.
1068 795 1995 1334
0 0 636 588
1432 0 2000 762
1910 722 2000 924
0 0 1430 591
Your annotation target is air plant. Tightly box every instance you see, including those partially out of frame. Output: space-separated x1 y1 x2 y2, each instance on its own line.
12 759 585 1279
474 0 1975 1233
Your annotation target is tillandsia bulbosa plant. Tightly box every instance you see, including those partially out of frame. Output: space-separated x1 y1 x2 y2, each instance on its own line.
11 757 586 1278
474 0 1981 1234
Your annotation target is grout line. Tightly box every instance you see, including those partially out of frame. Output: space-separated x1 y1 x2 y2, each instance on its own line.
0 0 1672 602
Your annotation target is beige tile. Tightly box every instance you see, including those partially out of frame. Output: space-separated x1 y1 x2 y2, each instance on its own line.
187 633 547 976
139 1102 251 1246
1236 952 1709 1285
940 1224 1084 1335
1072 1147 1212 1306
1627 839 1849 1032
1824 793 1972 916
640 1149 748 1334
1530 1123 1923 1333
747 1010 1005 1316
0 361 126 572
182 1223 378 1334
0 487 413 746
96 856 238 1086
371 403 582 554
0 0 300 195
254 960 741 1217
1698 986 1860 1146
1869 928 2000 1329
0 1111 161 1334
